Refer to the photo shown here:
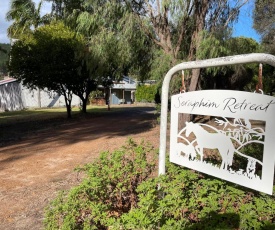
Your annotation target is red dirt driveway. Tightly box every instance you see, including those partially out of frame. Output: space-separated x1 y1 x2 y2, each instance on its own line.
0 105 160 229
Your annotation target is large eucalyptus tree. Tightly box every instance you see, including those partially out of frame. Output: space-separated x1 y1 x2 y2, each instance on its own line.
45 0 154 110
45 0 153 78
119 0 249 92
41 0 251 110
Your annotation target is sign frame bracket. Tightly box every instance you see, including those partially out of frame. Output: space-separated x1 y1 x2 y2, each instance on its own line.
159 53 275 176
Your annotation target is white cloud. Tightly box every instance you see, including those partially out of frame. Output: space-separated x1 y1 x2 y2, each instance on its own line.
0 1 11 43
0 0 52 44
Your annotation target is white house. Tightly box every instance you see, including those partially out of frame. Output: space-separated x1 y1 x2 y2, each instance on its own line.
100 76 137 105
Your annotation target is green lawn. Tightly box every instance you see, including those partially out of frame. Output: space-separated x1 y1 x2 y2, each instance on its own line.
0 106 75 125
0 105 128 125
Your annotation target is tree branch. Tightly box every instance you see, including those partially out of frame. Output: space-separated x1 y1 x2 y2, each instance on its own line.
224 0 249 27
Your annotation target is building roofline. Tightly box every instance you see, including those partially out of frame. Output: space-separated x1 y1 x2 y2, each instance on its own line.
0 78 17 86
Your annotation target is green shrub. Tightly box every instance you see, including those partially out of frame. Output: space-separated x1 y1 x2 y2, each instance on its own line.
118 161 275 229
89 90 104 100
44 140 275 230
135 84 159 103
44 139 157 229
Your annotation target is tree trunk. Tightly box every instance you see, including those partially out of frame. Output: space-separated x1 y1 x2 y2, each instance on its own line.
189 68 201 92
81 97 88 113
105 87 110 110
65 100 72 118
178 0 208 129
61 86 72 118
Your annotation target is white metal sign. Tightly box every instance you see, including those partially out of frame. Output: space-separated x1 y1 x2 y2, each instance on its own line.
170 90 275 194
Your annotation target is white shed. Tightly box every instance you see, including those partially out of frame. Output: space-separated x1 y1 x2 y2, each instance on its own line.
0 78 81 112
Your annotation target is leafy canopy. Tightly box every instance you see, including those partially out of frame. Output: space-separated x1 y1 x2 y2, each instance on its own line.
253 0 275 54
9 21 87 117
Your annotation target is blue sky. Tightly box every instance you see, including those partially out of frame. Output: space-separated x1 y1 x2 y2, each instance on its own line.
231 0 260 42
0 0 260 44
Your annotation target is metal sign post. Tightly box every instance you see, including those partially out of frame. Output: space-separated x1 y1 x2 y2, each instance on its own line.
159 53 275 193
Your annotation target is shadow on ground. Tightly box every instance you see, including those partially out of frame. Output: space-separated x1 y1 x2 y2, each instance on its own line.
0 106 157 168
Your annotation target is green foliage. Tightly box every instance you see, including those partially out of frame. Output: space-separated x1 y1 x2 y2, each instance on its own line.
198 30 228 61
89 90 104 99
199 35 262 91
44 139 157 229
9 21 91 117
44 0 255 93
149 49 174 82
253 0 275 36
9 21 84 89
61 0 153 83
227 36 261 55
135 84 159 103
253 0 275 55
6 0 51 39
118 160 275 230
44 139 275 230
0 43 10 77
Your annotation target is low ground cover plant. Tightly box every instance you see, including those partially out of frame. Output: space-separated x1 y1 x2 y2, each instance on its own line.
44 139 275 229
